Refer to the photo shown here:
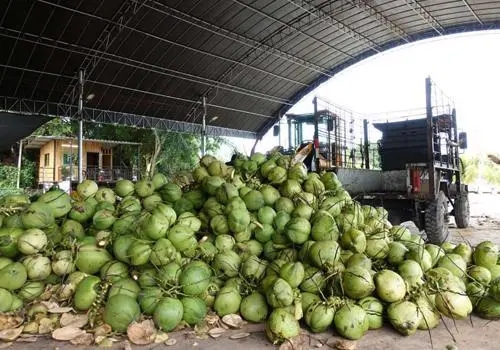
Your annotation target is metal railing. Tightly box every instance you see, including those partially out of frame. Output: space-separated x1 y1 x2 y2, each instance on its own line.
38 166 138 183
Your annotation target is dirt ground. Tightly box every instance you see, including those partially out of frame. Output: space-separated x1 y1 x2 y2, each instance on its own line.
4 193 500 350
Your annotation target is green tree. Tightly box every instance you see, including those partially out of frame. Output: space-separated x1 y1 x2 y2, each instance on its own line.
0 157 36 189
81 122 225 179
459 153 480 184
32 117 76 136
483 152 500 187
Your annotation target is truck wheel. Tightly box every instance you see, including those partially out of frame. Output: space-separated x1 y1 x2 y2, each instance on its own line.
454 192 470 228
425 191 449 244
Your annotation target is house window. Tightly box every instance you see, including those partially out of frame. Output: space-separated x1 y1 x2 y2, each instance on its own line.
63 153 75 165
44 153 50 167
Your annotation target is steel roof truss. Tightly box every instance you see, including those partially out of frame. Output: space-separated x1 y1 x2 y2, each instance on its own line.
0 96 256 139
285 0 382 52
401 0 445 35
349 0 410 42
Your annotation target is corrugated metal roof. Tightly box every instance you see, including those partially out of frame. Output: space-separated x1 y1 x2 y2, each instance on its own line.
0 0 499 141
22 135 142 150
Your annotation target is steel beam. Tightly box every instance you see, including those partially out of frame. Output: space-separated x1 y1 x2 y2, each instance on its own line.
0 63 274 120
461 0 483 25
0 28 300 102
77 70 84 184
285 0 382 52
349 0 410 42
0 96 257 139
183 0 353 124
16 139 22 189
57 0 146 106
147 1 330 76
37 1 305 89
402 0 444 35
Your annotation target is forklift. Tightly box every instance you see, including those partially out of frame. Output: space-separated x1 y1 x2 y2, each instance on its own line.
277 101 372 172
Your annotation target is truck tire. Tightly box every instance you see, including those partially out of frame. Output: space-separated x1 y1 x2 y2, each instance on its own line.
454 192 470 228
425 191 449 244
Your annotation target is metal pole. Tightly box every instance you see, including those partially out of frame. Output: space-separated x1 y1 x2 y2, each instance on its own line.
201 96 207 156
452 108 461 193
287 118 292 150
334 116 338 167
278 115 281 147
136 145 140 181
16 140 23 188
78 69 84 184
53 140 56 183
250 138 259 155
69 139 73 182
313 97 319 171
425 76 435 197
363 119 370 169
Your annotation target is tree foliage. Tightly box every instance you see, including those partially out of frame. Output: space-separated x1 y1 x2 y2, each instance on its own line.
0 157 36 189
460 152 500 188
32 117 77 137
460 154 480 185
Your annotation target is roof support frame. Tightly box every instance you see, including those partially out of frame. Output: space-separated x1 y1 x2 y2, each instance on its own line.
0 0 13 27
231 0 354 60
13 1 61 98
0 64 275 120
29 0 89 100
348 0 410 42
37 1 306 93
55 0 147 106
44 0 106 103
460 0 484 25
401 0 445 35
181 0 357 125
93 5 162 111
0 28 305 92
147 0 331 76
0 1 37 85
0 96 256 139
138 0 243 121
285 0 382 53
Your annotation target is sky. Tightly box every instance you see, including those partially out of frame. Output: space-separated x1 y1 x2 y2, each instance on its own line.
221 29 500 160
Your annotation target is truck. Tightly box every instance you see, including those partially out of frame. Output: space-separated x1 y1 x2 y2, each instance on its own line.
274 77 469 244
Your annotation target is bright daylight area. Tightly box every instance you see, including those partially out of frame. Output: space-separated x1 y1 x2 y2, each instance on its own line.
226 30 500 194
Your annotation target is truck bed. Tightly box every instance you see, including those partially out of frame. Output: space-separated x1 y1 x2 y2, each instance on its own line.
336 168 408 194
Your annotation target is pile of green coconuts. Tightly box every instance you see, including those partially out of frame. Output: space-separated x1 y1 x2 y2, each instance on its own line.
0 150 498 345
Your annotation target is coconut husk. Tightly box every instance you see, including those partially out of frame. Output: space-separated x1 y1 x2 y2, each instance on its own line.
127 320 157 345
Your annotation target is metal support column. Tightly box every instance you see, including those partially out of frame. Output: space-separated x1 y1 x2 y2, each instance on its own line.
313 97 319 171
251 138 259 155
136 145 141 181
69 139 73 182
16 140 23 189
53 140 57 183
451 108 461 193
334 116 338 167
363 119 370 169
201 96 207 157
287 118 292 151
425 76 435 197
77 70 85 184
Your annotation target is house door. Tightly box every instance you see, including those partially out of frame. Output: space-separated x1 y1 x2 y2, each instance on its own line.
87 152 99 167
86 152 100 180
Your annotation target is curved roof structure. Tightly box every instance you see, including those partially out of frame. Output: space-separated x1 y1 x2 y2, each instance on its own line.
0 0 499 143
